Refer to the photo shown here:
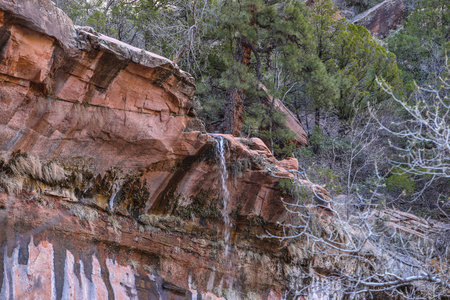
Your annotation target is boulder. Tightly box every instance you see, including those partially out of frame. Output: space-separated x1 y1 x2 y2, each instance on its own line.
258 83 308 147
352 0 405 38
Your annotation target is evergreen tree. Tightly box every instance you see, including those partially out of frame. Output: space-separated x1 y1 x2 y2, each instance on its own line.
53 0 402 153
387 0 450 83
213 0 322 136
332 24 402 124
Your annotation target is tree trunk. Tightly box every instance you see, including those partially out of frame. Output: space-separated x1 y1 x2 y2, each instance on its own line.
223 38 252 136
223 87 245 136
315 107 320 128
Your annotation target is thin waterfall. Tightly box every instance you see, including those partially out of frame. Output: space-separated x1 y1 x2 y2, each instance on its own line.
109 181 121 212
214 136 233 267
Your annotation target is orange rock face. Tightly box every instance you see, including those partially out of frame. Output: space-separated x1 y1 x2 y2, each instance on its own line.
0 190 293 299
0 26 55 82
0 9 200 173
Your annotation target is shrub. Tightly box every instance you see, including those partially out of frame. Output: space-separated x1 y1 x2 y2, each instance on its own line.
385 168 416 195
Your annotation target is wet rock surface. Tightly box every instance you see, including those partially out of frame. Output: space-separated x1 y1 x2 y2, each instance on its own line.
0 191 288 299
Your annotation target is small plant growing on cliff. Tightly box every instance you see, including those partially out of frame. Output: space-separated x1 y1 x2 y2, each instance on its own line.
176 190 221 220
9 152 43 180
0 174 24 194
278 179 310 204
115 174 150 217
69 204 99 222
0 152 68 194
138 214 159 227
42 162 66 185
247 215 266 226
230 159 251 184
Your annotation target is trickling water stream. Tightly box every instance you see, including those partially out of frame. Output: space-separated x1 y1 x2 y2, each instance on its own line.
109 181 122 212
109 189 119 211
213 136 233 271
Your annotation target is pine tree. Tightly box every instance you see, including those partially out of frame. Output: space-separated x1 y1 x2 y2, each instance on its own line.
214 0 328 136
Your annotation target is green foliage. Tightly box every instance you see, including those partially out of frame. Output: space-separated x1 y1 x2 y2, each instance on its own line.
316 167 342 194
176 190 221 220
387 0 450 82
208 0 333 137
86 10 108 33
195 77 226 129
386 168 416 195
278 179 310 203
331 24 402 122
243 103 297 158
278 179 295 195
309 125 324 154
281 0 402 132
307 126 352 156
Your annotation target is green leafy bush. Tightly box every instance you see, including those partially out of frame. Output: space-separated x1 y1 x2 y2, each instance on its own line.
386 168 416 195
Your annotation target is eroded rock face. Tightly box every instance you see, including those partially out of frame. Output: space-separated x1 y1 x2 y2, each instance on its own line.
0 3 201 172
0 191 288 299
352 0 405 38
0 0 311 298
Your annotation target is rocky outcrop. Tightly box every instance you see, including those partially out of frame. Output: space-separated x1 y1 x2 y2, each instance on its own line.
306 0 404 38
259 83 308 147
0 0 74 48
0 0 311 298
352 0 405 38
0 0 202 173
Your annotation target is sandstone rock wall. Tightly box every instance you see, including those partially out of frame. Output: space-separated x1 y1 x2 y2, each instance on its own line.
0 191 287 299
0 0 203 173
